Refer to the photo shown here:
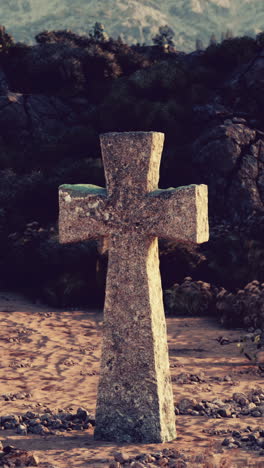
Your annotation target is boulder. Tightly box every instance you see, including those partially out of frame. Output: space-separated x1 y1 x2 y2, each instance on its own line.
193 118 264 222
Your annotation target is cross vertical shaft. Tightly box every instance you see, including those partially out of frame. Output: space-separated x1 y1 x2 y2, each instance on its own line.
94 233 176 442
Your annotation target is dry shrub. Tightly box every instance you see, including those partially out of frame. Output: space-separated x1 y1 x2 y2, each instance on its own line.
216 280 264 329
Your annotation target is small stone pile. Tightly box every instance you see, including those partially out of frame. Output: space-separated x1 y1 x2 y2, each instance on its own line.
222 428 264 455
222 428 264 456
175 388 264 418
0 442 39 467
109 448 187 468
0 407 94 436
171 372 206 384
1 392 31 402
206 427 264 456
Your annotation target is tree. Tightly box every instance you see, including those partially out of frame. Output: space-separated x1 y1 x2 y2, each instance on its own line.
209 33 217 46
90 22 109 43
256 31 264 49
221 29 234 42
152 25 175 48
0 26 14 53
195 38 204 51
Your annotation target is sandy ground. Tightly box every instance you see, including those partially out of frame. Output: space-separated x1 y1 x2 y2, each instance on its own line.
0 291 263 468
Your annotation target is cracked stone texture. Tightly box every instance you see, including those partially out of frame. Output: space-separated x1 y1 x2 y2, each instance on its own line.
59 131 209 443
193 119 264 222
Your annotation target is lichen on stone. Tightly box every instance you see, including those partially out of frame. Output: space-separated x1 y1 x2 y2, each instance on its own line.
59 184 106 197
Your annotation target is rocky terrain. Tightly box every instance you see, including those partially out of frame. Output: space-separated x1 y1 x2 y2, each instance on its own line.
0 292 262 467
1 0 264 51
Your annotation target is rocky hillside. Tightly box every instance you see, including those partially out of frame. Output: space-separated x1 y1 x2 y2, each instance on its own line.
0 28 263 321
1 0 263 51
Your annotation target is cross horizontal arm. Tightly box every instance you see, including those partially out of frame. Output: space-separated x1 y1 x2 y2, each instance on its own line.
145 184 209 243
59 184 107 244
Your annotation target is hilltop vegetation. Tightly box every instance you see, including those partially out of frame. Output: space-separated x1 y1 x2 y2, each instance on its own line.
1 0 264 52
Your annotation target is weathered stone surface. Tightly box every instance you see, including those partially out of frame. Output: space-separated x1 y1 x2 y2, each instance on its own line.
193 117 264 222
59 131 209 443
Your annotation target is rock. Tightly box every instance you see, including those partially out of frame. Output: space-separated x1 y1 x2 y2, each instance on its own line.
205 401 216 411
212 398 225 407
29 418 41 426
248 402 257 411
140 454 156 463
222 437 234 446
228 443 238 449
29 423 50 435
217 405 232 418
193 120 264 222
72 424 83 430
257 438 264 448
232 392 249 406
76 407 89 421
233 440 242 447
0 445 39 466
251 395 261 404
24 411 38 420
223 375 232 382
170 461 187 468
113 452 130 463
16 424 27 435
158 457 169 466
130 463 145 468
1 415 20 425
178 398 197 413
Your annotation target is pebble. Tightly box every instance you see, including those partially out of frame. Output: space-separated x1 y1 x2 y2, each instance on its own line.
76 407 89 421
16 424 27 435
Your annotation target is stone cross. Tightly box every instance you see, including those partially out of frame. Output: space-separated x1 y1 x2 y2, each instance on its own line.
58 132 209 443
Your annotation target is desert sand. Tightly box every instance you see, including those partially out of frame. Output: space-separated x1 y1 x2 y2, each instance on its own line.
0 291 263 467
